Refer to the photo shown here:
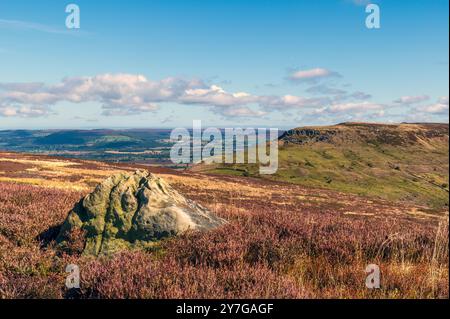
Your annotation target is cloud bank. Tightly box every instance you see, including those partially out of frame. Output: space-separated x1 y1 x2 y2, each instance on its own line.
1 73 447 123
0 73 337 118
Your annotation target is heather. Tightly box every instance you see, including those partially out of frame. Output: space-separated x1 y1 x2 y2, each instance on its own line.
0 180 448 299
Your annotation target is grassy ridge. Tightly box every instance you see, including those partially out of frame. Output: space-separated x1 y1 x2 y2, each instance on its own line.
205 123 449 209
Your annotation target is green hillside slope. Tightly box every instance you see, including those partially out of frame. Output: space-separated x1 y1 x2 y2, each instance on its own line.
203 123 449 209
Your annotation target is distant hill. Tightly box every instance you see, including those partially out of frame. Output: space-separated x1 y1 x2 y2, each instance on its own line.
202 123 449 209
0 129 173 164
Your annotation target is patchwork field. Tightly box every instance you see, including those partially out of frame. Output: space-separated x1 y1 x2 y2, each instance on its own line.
0 151 448 299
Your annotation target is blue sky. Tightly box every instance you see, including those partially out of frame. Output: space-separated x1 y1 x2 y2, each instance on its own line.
0 0 448 129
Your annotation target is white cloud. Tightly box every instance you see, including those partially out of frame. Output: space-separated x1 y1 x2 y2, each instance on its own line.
217 107 268 118
0 103 49 117
5 73 437 123
394 95 430 105
0 74 164 117
326 101 384 113
438 96 449 105
417 96 449 114
259 95 329 110
181 84 256 106
0 73 333 118
288 68 340 82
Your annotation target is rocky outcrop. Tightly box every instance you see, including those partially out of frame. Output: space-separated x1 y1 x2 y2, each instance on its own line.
56 170 226 255
279 123 449 146
279 129 336 145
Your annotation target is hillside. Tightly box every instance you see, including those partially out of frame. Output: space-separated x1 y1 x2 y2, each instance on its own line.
204 123 449 209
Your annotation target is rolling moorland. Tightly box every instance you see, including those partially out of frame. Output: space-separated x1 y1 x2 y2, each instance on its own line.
0 122 448 298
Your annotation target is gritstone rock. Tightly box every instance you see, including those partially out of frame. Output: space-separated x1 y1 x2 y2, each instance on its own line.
56 170 226 255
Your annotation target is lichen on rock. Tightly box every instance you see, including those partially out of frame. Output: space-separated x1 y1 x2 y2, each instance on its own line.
56 170 226 255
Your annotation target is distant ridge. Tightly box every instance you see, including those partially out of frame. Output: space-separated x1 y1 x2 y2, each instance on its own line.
279 122 449 147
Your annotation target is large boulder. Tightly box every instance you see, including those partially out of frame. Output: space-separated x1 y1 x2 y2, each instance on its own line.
56 170 226 255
